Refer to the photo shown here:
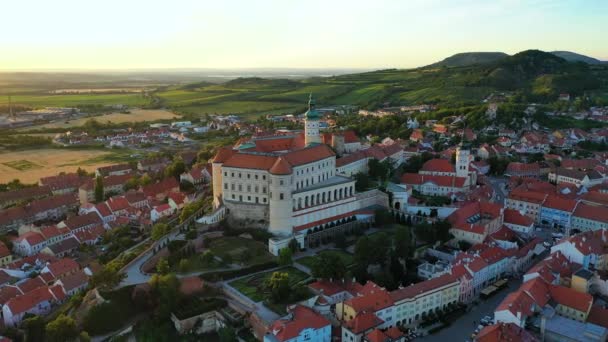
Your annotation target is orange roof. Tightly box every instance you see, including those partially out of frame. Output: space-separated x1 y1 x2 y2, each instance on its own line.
496 289 535 317
222 153 278 170
364 329 390 342
520 278 550 307
212 147 237 163
283 144 335 166
269 157 292 175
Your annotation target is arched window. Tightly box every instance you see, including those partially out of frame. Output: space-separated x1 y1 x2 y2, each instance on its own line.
322 192 326 203
298 198 302 210
339 188 343 199
316 193 320 205
334 189 337 200
305 196 309 207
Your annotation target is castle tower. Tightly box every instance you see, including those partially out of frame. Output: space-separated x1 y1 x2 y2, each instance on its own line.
304 94 321 145
455 145 470 178
268 157 293 236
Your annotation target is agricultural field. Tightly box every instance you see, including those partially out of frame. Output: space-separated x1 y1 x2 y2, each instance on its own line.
229 266 309 303
20 109 181 131
207 236 276 266
0 93 151 108
297 250 355 269
0 148 135 183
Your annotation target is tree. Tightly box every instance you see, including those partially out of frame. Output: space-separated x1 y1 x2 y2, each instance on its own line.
151 223 170 241
140 174 153 186
375 209 393 226
201 250 215 264
178 259 189 273
23 315 46 342
394 226 411 261
90 265 125 290
354 236 371 267
76 167 89 177
165 157 186 179
156 257 170 275
288 238 299 253
369 232 390 266
389 252 405 287
311 253 346 280
79 331 91 342
218 326 238 342
46 314 78 342
94 176 104 203
354 172 371 191
266 272 290 302
148 273 180 319
278 248 293 266
334 233 347 249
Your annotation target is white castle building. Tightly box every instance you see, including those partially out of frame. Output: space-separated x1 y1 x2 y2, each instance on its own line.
211 95 387 255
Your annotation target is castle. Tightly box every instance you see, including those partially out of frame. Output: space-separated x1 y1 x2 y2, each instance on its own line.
211 95 383 255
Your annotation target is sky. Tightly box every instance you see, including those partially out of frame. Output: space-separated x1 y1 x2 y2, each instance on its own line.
1 0 607 70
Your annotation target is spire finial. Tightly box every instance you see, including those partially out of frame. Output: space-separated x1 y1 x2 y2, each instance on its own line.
308 93 315 109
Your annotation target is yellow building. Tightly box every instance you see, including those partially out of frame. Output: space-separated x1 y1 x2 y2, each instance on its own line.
550 285 592 322
571 269 594 293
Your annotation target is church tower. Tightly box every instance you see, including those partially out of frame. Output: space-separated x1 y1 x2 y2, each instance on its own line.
304 94 321 145
455 122 474 183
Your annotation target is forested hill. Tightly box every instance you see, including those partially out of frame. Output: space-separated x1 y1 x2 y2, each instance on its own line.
156 50 608 118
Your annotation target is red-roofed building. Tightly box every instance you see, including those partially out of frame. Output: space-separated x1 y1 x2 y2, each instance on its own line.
476 322 537 342
401 173 468 196
168 192 188 210
571 202 608 232
265 305 331 342
12 232 46 257
141 177 180 201
448 202 504 244
506 190 548 223
420 159 456 176
41 258 80 280
549 284 593 320
505 162 540 178
539 195 578 229
151 203 175 222
363 327 405 342
342 311 384 341
3 286 55 326
503 208 534 234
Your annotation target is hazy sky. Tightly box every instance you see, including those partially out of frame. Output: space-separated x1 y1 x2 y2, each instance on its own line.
1 0 606 70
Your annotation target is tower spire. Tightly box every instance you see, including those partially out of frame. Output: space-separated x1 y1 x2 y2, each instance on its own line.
308 93 315 109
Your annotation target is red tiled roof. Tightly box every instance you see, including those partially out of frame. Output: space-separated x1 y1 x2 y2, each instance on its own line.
16 231 45 247
508 190 547 204
345 282 393 313
267 305 330 342
308 280 363 297
421 159 455 173
17 276 46 294
503 208 534 227
336 151 367 167
581 191 608 206
0 286 23 306
269 157 293 175
520 278 550 307
222 153 277 170
63 212 102 230
212 147 238 163
344 311 383 334
45 258 79 278
476 322 538 342
496 289 535 317
364 329 391 342
58 270 89 292
95 202 113 217
574 203 608 223
401 173 466 188
588 306 608 329
506 162 540 175
283 144 335 166
390 273 457 302
5 286 54 315
542 195 577 212
549 284 592 313
0 186 52 205
168 192 186 205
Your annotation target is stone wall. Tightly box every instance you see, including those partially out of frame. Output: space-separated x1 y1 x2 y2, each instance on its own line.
224 200 269 229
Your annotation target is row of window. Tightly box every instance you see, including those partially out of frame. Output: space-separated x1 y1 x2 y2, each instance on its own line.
224 183 267 194
224 171 266 181
295 171 334 190
293 186 354 210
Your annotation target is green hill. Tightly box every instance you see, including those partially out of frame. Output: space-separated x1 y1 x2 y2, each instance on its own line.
550 51 602 64
427 52 509 67
156 50 608 119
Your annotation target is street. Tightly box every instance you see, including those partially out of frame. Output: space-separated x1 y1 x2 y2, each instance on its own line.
486 176 507 204
423 279 520 341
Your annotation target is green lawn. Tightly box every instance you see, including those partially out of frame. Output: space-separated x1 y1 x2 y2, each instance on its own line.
171 254 223 274
297 250 354 269
0 93 151 108
208 236 276 266
229 266 309 302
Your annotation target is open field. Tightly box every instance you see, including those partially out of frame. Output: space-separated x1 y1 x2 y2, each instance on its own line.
0 93 151 108
208 236 276 266
0 148 133 183
18 109 181 131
